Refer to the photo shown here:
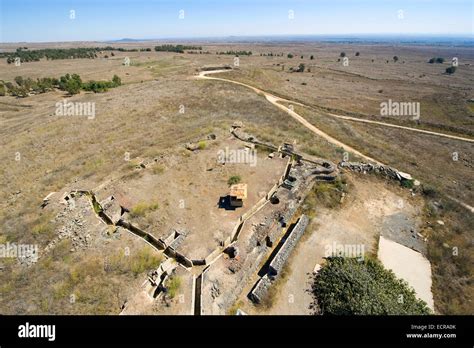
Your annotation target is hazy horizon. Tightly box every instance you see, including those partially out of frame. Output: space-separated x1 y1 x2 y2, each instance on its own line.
2 34 474 46
1 0 472 43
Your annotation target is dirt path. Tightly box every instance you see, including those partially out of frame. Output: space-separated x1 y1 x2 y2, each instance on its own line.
195 70 474 213
196 71 384 165
326 112 474 143
197 71 474 144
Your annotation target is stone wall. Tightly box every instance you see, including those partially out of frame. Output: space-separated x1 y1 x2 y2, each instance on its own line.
268 215 309 276
338 161 415 184
249 214 309 303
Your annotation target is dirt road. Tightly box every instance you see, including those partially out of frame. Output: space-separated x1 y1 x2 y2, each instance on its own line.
195 70 474 213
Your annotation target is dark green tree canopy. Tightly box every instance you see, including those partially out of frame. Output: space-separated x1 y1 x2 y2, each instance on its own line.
312 257 432 315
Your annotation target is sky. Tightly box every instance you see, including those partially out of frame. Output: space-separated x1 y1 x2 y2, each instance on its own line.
0 0 473 42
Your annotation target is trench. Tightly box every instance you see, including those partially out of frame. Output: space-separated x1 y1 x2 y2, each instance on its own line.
257 220 297 277
68 132 337 314
194 274 203 316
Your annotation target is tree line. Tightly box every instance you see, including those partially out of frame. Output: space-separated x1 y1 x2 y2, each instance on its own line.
0 73 122 97
154 45 202 53
1 46 157 63
216 50 252 56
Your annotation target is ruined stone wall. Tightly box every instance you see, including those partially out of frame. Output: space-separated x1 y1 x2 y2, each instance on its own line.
338 161 414 183
249 215 309 303
268 215 309 276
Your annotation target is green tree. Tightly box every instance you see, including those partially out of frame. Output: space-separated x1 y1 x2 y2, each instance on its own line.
112 74 121 87
312 257 431 315
310 55 314 60
287 53 294 59
64 74 82 95
393 56 399 62
340 52 346 57
446 66 457 74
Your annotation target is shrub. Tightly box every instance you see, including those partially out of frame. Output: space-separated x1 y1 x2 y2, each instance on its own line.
166 276 181 298
32 221 52 237
197 140 207 150
422 185 437 198
130 247 162 276
130 201 159 218
446 66 457 74
429 57 445 64
65 78 82 95
340 52 346 57
287 53 294 59
312 257 432 315
401 179 414 189
227 175 241 186
112 74 121 87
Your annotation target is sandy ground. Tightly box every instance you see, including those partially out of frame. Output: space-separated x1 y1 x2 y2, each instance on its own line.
378 236 434 310
95 135 287 260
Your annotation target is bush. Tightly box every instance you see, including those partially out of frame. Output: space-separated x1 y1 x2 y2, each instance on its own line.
429 57 445 64
130 247 162 276
227 175 241 186
112 74 121 87
296 63 305 72
312 257 432 315
446 66 457 74
166 276 181 298
130 201 159 218
340 52 346 57
197 140 207 150
32 221 52 237
287 53 294 59
422 185 437 198
65 75 82 95
401 179 415 189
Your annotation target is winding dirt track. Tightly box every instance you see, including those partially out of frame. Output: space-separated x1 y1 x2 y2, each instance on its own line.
196 70 474 213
